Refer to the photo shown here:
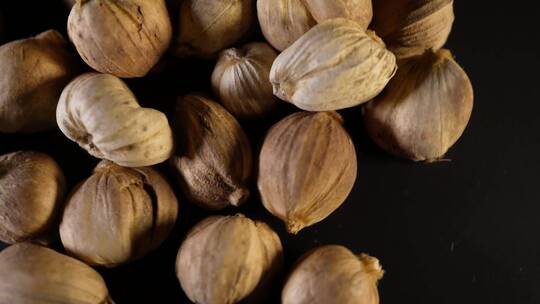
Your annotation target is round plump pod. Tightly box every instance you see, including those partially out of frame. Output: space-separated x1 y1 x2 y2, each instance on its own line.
258 111 357 233
68 0 172 78
0 30 79 133
0 151 65 244
0 242 114 304
60 161 178 267
363 49 474 161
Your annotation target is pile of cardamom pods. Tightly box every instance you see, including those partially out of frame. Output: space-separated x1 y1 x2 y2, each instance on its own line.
0 0 473 303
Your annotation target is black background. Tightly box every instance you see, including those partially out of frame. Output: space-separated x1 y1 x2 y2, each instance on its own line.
1 1 539 303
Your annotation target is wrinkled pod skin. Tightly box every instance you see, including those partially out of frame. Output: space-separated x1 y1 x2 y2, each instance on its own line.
0 30 79 133
171 94 252 210
174 0 254 58
0 151 66 244
68 0 172 78
258 111 357 234
57 73 174 167
211 42 278 120
257 0 373 51
282 245 383 304
176 214 283 304
60 161 178 267
363 49 473 162
0 243 115 304
372 0 454 59
270 18 397 111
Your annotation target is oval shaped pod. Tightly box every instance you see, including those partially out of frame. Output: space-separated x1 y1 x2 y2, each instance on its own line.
211 42 278 119
303 0 373 29
57 73 174 167
68 0 172 78
60 161 178 267
363 49 473 161
0 30 79 133
372 0 454 59
174 0 254 58
176 214 283 304
0 243 114 304
270 18 396 111
282 245 383 304
0 151 65 244
258 112 357 234
171 94 252 210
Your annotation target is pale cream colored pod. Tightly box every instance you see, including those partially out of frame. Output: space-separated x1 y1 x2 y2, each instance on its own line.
170 94 252 210
257 0 316 51
258 111 357 234
57 72 174 167
211 42 278 119
60 161 178 268
0 30 79 133
372 0 454 59
0 242 114 304
282 245 383 304
68 0 172 78
0 151 66 244
363 49 473 162
270 18 397 111
303 0 373 29
174 0 254 58
176 214 283 304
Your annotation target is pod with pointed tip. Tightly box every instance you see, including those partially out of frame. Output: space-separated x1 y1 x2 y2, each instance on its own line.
363 49 473 162
258 111 357 234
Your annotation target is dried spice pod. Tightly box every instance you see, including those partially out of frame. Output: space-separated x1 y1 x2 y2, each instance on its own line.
171 94 252 210
363 49 473 161
0 30 79 133
0 151 65 244
282 245 383 304
270 18 396 111
303 0 373 29
60 161 178 267
57 73 174 167
211 42 278 119
174 0 254 58
258 111 357 234
372 0 454 59
176 214 283 304
68 0 172 78
0 243 114 304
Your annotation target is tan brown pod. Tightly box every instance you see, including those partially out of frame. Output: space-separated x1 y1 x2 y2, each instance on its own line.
176 214 283 304
0 243 114 304
60 161 178 267
0 151 65 244
68 0 172 78
0 30 79 133
282 245 383 304
363 49 474 162
372 0 454 59
303 0 373 29
174 0 254 58
258 112 357 234
171 94 252 210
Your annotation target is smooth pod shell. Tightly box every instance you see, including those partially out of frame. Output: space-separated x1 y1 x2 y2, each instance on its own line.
176 214 283 304
211 42 278 119
0 30 79 133
171 94 252 210
175 0 254 58
372 0 454 59
270 18 396 111
68 0 172 78
303 0 373 29
258 112 357 233
57 73 174 167
60 161 178 267
0 151 65 244
0 242 114 304
363 49 473 161
282 245 383 304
